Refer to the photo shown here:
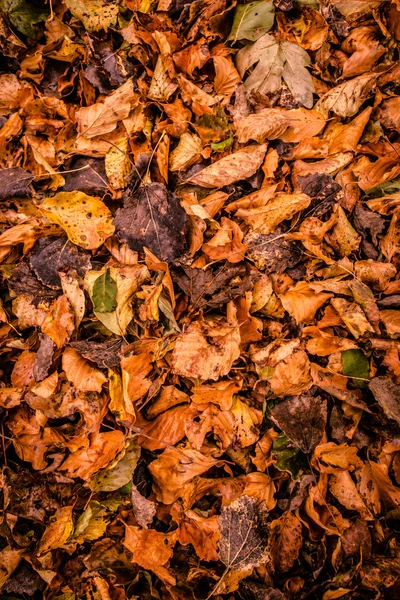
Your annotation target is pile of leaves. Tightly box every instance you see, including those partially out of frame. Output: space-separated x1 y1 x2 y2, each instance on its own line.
0 0 400 598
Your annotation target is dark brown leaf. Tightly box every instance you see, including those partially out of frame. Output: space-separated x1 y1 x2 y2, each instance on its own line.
270 393 327 453
114 183 188 262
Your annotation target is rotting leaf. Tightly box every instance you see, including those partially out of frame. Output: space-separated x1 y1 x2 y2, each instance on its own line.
218 495 269 571
114 183 187 262
270 393 327 453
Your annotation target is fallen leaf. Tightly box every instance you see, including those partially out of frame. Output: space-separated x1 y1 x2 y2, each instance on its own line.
270 393 327 453
114 183 187 261
64 0 118 32
149 446 220 504
279 281 332 324
62 347 107 393
368 377 400 423
171 318 241 381
218 495 269 570
41 295 75 348
236 33 314 108
76 79 135 138
123 525 176 586
41 191 115 250
228 0 275 42
269 511 302 572
188 143 267 188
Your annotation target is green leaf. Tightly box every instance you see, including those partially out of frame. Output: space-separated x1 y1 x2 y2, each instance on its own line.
211 136 233 152
92 268 117 313
365 176 400 197
0 0 48 38
272 433 306 480
342 349 369 388
90 440 140 492
228 0 275 43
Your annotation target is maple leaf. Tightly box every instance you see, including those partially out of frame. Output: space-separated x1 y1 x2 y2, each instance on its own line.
236 33 314 108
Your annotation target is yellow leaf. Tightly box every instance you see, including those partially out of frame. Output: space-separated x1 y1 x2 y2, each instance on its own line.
41 191 114 250
37 506 74 556
105 137 131 190
64 0 118 31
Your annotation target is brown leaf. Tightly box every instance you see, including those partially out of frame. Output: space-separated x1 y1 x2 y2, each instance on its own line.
171 318 241 381
270 393 327 453
218 495 269 570
269 511 303 572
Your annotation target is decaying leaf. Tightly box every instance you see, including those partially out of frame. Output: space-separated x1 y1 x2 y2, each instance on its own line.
270 393 327 453
114 183 187 261
218 495 269 570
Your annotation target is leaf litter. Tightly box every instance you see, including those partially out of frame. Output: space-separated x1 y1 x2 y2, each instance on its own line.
0 1 399 599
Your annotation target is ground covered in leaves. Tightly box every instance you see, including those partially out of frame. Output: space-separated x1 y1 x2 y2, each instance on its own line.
0 0 400 598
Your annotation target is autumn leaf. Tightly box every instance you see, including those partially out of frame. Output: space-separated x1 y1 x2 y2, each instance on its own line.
41 191 115 250
236 33 314 107
188 144 267 188
228 0 275 42
64 0 118 32
92 268 118 313
270 393 327 453
62 347 107 393
218 495 269 570
114 183 187 262
171 318 241 381
269 511 303 572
